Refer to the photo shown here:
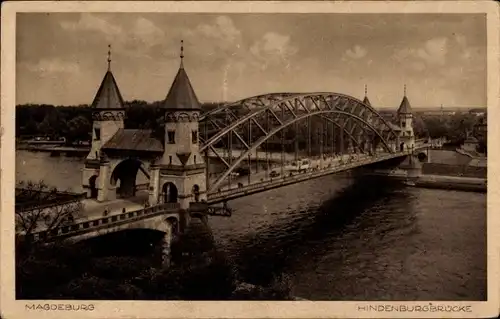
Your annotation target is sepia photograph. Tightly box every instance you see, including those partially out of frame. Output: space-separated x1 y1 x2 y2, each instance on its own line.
1 1 499 318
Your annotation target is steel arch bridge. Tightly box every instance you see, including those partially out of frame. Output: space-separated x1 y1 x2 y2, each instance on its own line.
199 92 403 194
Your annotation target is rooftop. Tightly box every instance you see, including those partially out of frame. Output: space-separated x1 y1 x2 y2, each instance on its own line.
397 95 412 115
91 70 125 110
102 129 164 152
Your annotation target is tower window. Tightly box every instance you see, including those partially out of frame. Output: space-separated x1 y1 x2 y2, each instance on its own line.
401 121 406 128
194 155 197 163
167 131 176 144
94 128 101 141
169 156 172 165
192 130 198 144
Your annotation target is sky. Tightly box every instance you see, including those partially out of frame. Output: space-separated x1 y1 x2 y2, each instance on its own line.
16 13 486 108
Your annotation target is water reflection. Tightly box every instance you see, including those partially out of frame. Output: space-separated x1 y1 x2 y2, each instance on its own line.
225 176 414 285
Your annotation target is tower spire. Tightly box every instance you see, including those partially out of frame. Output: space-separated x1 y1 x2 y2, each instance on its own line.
107 44 112 71
180 39 184 69
362 84 372 107
161 39 200 110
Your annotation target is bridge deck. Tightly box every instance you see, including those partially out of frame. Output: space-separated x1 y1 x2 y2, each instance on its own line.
25 145 435 241
80 192 150 221
29 202 181 242
206 149 424 204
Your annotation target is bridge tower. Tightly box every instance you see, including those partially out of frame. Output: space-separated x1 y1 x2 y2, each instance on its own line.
82 45 126 200
149 41 207 209
397 85 415 150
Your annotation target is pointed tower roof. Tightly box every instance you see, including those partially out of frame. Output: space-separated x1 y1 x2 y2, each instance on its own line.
91 45 125 109
362 84 372 107
162 40 201 110
397 84 412 115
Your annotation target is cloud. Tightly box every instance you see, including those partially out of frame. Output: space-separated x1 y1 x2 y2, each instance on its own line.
56 14 298 74
343 45 367 60
132 17 165 45
60 14 167 60
453 33 476 61
60 13 123 39
249 32 298 70
186 15 243 58
393 37 448 69
416 37 448 65
24 59 81 74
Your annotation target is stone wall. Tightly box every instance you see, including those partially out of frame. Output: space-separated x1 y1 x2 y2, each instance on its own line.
422 163 486 179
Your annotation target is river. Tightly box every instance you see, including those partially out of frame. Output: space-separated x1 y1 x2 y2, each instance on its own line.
16 150 487 301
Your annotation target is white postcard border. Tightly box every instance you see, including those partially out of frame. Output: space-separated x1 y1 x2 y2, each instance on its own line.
1 1 499 318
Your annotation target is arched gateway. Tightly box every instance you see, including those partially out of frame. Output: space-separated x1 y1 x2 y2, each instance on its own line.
110 158 145 198
162 182 178 203
81 41 207 208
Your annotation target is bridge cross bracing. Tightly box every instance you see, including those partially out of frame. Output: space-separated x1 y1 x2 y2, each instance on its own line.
199 92 418 193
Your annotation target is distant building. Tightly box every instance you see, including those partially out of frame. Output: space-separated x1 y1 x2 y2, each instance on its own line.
473 116 487 141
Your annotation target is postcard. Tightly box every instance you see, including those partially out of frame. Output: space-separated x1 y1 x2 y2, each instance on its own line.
1 1 498 318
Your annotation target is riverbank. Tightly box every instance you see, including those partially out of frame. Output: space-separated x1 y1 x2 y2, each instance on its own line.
415 174 486 193
17 143 89 157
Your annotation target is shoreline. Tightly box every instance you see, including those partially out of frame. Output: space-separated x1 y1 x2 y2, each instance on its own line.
414 174 486 193
17 144 90 154
367 173 486 193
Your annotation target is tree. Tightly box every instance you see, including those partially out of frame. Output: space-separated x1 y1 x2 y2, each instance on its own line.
65 115 91 144
412 115 428 138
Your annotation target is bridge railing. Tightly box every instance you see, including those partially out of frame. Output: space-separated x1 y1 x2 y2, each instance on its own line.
207 150 413 201
27 202 181 242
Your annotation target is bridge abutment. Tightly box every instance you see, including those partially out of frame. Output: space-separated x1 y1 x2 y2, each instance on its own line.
399 154 423 179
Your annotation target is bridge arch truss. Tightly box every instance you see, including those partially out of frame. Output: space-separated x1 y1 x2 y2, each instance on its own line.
200 92 401 193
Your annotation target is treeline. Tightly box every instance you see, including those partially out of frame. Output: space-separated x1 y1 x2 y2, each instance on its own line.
419 113 487 153
16 100 223 144
16 102 485 151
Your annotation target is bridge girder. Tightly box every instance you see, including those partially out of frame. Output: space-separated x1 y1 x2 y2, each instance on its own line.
199 92 401 193
204 111 398 193
199 92 300 122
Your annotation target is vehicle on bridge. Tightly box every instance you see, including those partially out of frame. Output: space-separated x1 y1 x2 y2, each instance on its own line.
286 159 311 173
270 170 280 178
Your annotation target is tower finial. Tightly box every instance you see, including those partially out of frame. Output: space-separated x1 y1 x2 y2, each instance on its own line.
107 44 112 71
180 39 184 63
364 84 368 97
404 84 407 96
